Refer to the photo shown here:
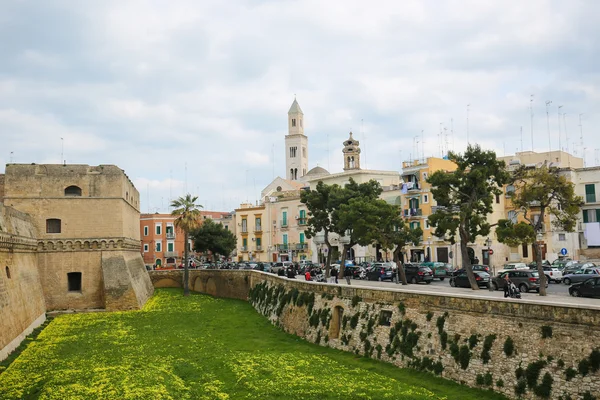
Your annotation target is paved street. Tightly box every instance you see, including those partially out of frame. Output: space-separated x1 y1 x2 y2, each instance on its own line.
294 275 600 309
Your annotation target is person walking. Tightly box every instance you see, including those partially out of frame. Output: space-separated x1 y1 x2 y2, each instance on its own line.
344 265 352 285
331 266 339 284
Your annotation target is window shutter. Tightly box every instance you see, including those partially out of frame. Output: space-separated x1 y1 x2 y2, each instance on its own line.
583 210 589 223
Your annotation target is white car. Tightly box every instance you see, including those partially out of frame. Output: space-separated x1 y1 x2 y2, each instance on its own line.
498 263 528 274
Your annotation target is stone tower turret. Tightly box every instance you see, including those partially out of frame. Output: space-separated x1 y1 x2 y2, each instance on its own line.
342 132 361 170
285 98 308 180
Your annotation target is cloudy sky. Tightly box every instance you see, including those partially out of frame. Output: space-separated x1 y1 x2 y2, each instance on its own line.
1 0 599 212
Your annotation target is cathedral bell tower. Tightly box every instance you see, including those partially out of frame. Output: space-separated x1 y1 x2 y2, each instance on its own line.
285 98 308 180
342 131 361 171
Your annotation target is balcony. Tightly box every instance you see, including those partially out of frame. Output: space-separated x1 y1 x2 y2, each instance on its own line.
404 208 422 217
241 228 248 235
241 246 248 252
280 220 289 228
166 232 175 239
296 243 308 251
277 244 289 252
254 225 262 233
164 251 179 258
297 218 307 226
255 245 263 252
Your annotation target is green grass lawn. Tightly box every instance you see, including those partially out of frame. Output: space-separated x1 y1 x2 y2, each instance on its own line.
0 289 506 399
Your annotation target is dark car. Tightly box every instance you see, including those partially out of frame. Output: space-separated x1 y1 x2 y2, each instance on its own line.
452 265 490 276
563 267 600 285
420 262 451 281
450 270 491 288
569 277 600 298
367 265 395 281
492 270 543 293
404 264 433 284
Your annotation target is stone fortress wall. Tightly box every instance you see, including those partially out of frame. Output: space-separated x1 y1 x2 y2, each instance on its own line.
150 269 600 400
0 204 46 361
0 164 153 361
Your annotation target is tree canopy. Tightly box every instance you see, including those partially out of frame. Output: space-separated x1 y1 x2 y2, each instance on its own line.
192 218 237 261
378 212 423 284
427 144 509 289
171 194 203 296
505 163 584 295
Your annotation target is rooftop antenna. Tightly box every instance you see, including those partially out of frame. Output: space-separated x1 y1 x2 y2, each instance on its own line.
520 126 523 153
439 122 443 157
444 126 449 158
60 137 64 164
147 183 150 213
579 113 585 165
450 118 454 152
563 113 569 153
9 151 14 163
557 105 563 151
421 129 425 160
530 94 534 151
466 104 470 145
545 100 552 152
169 169 173 206
254 178 257 205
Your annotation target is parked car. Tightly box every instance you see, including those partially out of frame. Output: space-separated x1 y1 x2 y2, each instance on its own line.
450 270 491 288
527 260 551 269
533 265 563 283
452 265 490 276
367 265 395 281
492 270 544 293
562 267 600 285
569 277 600 298
404 264 434 284
499 263 528 273
421 262 451 281
272 261 293 274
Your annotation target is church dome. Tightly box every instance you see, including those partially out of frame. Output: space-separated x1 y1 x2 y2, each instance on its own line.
305 166 330 177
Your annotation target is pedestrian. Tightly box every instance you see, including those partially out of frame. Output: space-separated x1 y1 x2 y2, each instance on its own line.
503 273 511 298
344 265 352 285
305 270 312 281
331 266 339 284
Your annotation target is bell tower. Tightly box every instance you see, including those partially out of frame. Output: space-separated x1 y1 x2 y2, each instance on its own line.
285 98 308 180
342 132 361 171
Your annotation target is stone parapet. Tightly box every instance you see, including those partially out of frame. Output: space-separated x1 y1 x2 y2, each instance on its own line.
36 237 141 252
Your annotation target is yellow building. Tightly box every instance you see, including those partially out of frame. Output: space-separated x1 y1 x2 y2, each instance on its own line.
234 203 266 262
400 157 458 264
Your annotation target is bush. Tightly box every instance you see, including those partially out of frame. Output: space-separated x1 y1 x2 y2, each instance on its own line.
481 334 496 364
582 392 597 400
589 348 600 372
440 331 448 350
475 374 485 385
398 302 406 314
426 311 433 321
557 359 565 368
375 344 382 359
565 367 577 381
468 334 479 350
433 361 444 375
533 372 553 399
496 379 504 388
540 325 553 339
525 360 547 388
503 336 514 357
515 366 524 380
458 345 471 370
351 295 362 307
578 358 590 377
436 316 446 335
350 313 359 329
484 372 493 386
450 342 460 362
514 378 527 396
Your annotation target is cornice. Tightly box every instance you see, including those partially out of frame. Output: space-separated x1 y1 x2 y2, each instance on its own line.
0 232 38 251
36 237 141 252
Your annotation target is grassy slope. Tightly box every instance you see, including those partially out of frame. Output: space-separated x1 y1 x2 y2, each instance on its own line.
0 289 506 400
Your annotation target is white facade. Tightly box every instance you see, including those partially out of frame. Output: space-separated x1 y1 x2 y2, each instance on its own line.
285 99 308 181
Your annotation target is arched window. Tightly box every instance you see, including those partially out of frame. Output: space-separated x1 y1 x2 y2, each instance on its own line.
5 266 10 279
64 186 82 196
292 118 296 127
46 218 61 233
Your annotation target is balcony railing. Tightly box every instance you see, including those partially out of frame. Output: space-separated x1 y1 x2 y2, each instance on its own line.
166 232 175 239
280 220 288 228
164 251 179 257
296 243 308 250
241 246 248 252
277 244 288 252
255 245 263 252
297 218 307 226
241 228 248 234
254 225 262 232
404 208 422 217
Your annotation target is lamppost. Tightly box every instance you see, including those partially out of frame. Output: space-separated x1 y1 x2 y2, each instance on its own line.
427 236 431 262
485 237 493 291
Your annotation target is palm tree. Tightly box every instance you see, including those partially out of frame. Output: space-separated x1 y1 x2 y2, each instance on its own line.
171 194 203 296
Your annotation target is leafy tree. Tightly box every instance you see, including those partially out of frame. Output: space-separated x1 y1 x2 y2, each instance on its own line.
171 194 202 296
300 181 343 277
427 145 509 290
192 219 236 261
334 179 387 276
496 219 536 248
378 211 423 285
507 163 584 295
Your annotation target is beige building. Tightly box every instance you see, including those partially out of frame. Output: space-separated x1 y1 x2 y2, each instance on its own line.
1 164 153 311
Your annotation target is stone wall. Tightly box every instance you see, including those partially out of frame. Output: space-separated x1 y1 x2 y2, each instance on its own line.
0 205 46 361
102 251 154 311
154 270 600 400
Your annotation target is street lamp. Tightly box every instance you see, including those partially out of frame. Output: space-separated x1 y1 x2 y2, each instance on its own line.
485 237 493 291
427 236 431 262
